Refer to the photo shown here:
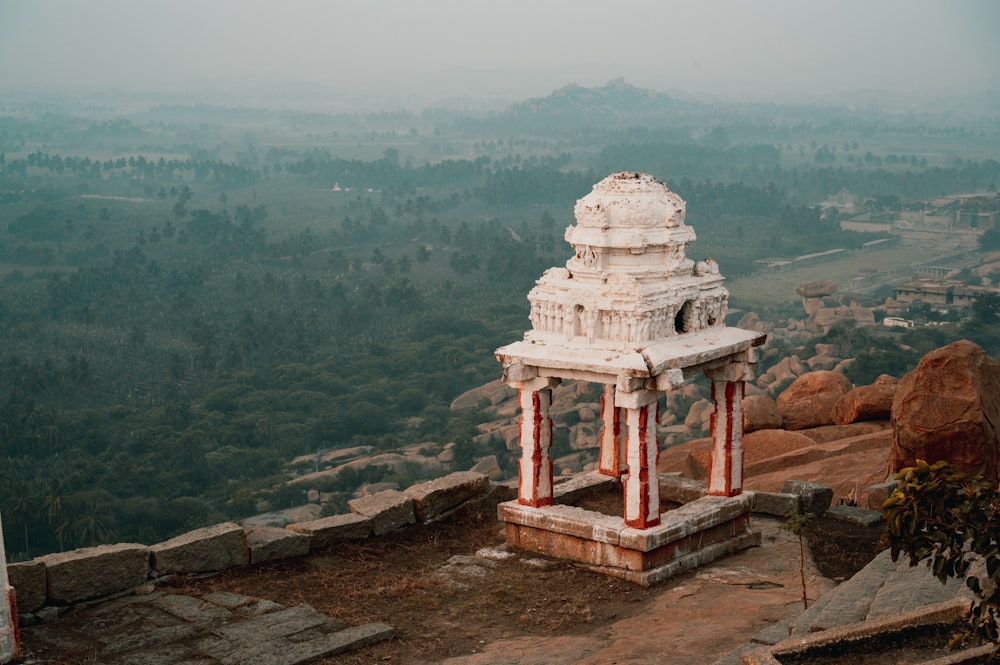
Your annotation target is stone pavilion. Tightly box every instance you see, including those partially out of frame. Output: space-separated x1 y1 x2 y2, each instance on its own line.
495 172 767 584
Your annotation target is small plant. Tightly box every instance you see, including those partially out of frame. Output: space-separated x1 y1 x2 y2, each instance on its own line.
882 459 1000 656
839 484 858 507
780 509 815 610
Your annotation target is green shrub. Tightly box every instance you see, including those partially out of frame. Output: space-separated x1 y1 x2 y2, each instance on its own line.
883 460 999 653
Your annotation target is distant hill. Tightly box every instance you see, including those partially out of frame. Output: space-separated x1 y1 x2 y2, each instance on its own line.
497 78 697 133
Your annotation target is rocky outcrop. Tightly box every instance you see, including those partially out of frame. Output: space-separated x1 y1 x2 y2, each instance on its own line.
796 280 837 315
684 398 714 432
450 379 516 412
807 343 842 371
470 455 503 481
736 311 770 333
742 429 816 469
776 371 853 430
658 437 712 480
742 394 783 433
886 340 1000 482
831 375 897 425
796 421 890 444
757 355 806 392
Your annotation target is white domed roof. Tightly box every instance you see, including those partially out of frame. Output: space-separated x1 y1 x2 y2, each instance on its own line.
573 171 686 231
518 172 728 350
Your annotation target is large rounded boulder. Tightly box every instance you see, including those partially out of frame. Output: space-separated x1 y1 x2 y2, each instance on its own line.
742 394 783 433
831 375 897 425
776 370 853 430
887 340 1000 482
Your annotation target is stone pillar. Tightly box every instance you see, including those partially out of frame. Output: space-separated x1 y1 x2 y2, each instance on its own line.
618 389 662 529
514 378 559 507
597 384 625 477
707 378 744 496
0 512 19 664
705 360 756 497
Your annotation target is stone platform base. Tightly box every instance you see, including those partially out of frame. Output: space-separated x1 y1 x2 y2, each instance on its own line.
499 486 759 586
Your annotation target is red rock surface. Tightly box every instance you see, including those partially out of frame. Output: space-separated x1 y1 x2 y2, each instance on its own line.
742 429 815 466
745 441 889 506
830 380 896 425
742 394 783 433
796 421 889 444
887 340 1000 482
776 370 853 430
658 437 712 479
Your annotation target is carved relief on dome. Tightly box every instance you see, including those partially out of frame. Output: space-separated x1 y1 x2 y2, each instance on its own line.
524 173 731 349
573 172 686 231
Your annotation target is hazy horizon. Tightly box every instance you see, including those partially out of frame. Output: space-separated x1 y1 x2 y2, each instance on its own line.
2 0 999 110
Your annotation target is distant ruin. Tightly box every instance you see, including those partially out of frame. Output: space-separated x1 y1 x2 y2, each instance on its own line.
495 172 766 583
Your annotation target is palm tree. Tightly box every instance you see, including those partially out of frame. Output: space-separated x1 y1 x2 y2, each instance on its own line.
41 477 68 550
72 495 114 547
3 482 37 558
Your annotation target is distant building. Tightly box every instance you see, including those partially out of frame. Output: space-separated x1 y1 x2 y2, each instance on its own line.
957 195 998 229
894 277 1000 309
883 316 915 329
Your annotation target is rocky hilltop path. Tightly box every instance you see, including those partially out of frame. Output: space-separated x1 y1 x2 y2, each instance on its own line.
22 509 837 665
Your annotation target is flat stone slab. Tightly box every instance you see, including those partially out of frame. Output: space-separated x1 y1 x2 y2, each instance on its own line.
151 522 248 575
8 559 47 612
348 490 416 535
214 604 344 642
825 504 883 527
244 526 310 565
286 512 372 549
584 530 762 586
742 600 971 665
404 471 490 521
744 490 800 517
808 549 899 632
40 543 150 604
150 594 235 624
658 473 707 504
20 591 392 665
218 622 394 665
866 552 971 620
780 480 833 517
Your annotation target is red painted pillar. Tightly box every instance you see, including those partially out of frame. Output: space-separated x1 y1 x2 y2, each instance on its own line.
598 384 625 477
707 379 745 496
0 510 18 663
517 384 555 507
622 391 661 529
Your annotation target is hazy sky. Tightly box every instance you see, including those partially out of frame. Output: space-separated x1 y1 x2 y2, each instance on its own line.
1 0 998 106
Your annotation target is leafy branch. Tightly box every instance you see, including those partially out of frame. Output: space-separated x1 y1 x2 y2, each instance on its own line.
882 459 1000 654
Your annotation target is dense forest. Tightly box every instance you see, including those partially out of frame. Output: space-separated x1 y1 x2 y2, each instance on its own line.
1 80 998 559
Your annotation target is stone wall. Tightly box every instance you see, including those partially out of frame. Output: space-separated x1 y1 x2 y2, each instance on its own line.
7 471 498 624
4 470 829 631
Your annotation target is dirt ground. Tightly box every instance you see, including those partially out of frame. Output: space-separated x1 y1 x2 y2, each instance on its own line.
154 504 887 665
